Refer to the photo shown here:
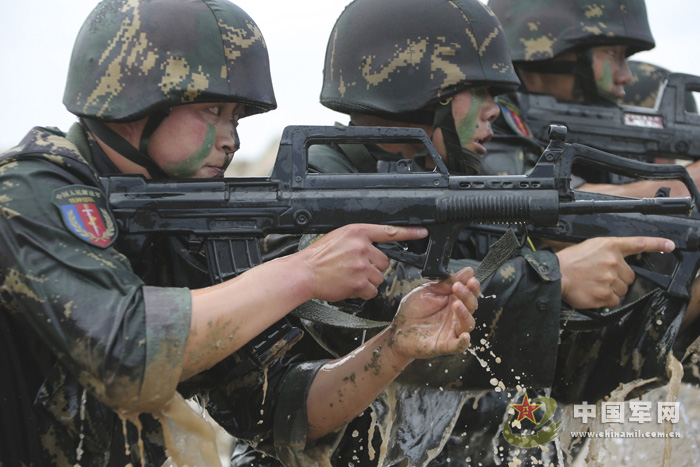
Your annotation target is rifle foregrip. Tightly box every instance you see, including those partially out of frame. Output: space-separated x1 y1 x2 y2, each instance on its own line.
422 225 457 279
437 193 559 225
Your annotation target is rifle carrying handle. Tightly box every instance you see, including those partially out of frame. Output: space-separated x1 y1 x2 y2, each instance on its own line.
546 125 700 205
571 142 700 205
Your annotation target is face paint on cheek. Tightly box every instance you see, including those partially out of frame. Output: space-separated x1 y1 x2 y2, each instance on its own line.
166 123 216 177
455 89 486 148
596 62 614 95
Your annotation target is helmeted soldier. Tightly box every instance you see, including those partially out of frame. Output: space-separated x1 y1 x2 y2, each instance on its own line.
0 1 482 465
258 0 681 465
484 0 700 198
482 1 700 461
483 0 659 179
491 0 654 105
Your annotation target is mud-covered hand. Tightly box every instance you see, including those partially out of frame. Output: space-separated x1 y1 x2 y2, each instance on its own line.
389 267 480 358
557 236 675 309
306 266 478 441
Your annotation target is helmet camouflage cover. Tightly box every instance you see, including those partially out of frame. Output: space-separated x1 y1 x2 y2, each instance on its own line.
63 0 276 122
621 60 670 107
320 0 520 119
622 60 699 112
488 0 655 62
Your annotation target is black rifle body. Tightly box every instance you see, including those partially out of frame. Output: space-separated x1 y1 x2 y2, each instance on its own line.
102 125 694 281
520 73 700 162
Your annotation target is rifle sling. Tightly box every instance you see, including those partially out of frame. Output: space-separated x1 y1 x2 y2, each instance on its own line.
291 300 389 329
560 288 664 332
338 143 379 174
292 229 521 329
473 227 519 283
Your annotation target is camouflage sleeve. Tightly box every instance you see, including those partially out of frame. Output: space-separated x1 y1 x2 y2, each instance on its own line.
552 289 686 404
0 157 190 412
273 360 345 465
200 352 339 464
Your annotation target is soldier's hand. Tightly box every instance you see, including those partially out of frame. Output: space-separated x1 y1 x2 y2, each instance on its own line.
557 236 675 309
296 224 428 302
389 267 480 358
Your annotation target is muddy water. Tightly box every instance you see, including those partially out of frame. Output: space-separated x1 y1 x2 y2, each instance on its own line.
565 356 700 467
112 392 228 467
95 356 698 466
130 381 699 467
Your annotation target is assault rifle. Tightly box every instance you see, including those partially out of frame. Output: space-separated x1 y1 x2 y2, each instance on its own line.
469 127 700 331
102 125 693 283
519 72 700 162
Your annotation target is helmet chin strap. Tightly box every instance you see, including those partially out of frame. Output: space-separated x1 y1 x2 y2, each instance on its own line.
82 110 171 179
432 100 482 175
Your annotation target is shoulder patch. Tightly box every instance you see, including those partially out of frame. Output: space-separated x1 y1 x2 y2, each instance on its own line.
498 98 533 138
52 185 117 248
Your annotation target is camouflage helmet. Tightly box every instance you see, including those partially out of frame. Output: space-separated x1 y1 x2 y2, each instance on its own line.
621 61 669 107
487 0 655 63
63 0 277 122
320 0 520 121
622 60 699 112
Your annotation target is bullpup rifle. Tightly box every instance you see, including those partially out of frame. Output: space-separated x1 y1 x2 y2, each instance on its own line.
101 125 694 283
519 73 700 162
470 126 700 333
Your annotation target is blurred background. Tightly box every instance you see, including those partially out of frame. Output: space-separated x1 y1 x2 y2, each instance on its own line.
1 0 699 176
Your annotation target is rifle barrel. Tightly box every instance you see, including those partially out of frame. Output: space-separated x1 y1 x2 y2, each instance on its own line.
560 197 693 215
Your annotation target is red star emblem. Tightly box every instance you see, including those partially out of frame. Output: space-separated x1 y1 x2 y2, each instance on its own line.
509 392 543 424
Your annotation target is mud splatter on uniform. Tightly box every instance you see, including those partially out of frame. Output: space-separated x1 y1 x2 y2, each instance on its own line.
0 1 335 465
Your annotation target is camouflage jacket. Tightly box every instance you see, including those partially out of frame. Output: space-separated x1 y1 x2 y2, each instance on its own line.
258 129 563 466
0 124 327 466
487 95 692 399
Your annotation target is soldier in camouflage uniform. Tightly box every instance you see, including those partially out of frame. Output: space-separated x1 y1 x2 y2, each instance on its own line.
487 0 700 364
482 0 700 461
253 0 681 465
485 0 700 196
0 1 484 465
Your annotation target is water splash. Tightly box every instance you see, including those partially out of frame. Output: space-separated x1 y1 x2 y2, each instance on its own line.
561 354 700 466
73 388 87 467
157 392 223 467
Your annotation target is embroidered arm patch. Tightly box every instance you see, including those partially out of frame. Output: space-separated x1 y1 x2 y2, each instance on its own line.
52 185 117 248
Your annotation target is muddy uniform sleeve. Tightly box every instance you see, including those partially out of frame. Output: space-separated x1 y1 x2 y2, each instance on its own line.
193 348 335 464
0 156 190 413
